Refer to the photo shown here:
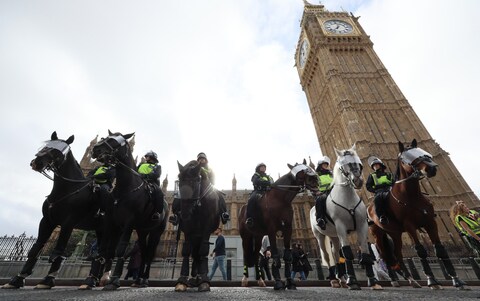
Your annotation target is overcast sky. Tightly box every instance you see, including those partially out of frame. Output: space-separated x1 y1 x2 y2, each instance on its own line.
1 0 479 236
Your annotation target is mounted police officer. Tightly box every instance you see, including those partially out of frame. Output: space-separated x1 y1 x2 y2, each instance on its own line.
88 161 115 217
137 151 162 220
366 156 393 225
245 163 273 227
314 156 333 230
169 152 230 225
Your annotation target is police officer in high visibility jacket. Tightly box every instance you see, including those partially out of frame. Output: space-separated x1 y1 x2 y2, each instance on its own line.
451 201 480 241
137 151 162 220
366 157 393 225
89 163 115 216
314 156 333 230
245 163 273 227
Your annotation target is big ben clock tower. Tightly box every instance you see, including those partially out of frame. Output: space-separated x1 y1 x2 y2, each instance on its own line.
296 2 479 247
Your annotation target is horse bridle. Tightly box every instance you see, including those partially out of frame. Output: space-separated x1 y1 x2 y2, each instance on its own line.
395 148 437 184
275 165 319 194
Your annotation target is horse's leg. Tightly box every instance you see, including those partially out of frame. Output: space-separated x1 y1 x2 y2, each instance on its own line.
406 226 440 289
102 225 132 291
337 228 360 290
253 236 265 287
197 238 211 292
175 239 191 292
424 222 468 290
80 228 110 290
388 232 420 288
358 224 382 290
36 221 77 289
241 232 254 287
282 227 296 290
269 236 286 290
135 231 150 287
2 217 56 289
328 237 342 288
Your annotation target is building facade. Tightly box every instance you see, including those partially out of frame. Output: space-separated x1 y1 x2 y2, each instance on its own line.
294 2 479 251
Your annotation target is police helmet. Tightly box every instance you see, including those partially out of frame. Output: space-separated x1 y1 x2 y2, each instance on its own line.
368 156 385 170
145 151 158 163
197 152 208 161
317 156 331 167
255 162 266 172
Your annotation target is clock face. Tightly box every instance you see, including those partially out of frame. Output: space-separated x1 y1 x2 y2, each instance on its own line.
299 39 309 69
324 19 353 34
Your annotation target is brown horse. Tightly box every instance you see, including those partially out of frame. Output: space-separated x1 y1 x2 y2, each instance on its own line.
368 139 468 290
239 161 319 290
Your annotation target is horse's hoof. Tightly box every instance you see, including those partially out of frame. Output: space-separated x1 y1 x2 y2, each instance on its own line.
35 276 55 289
2 283 20 289
102 284 119 291
429 284 443 290
34 284 52 289
457 285 470 291
175 283 187 292
348 283 361 290
330 279 341 288
2 276 25 289
258 279 266 287
99 271 111 287
241 276 248 287
78 284 93 290
390 281 400 287
273 280 285 290
410 280 422 288
198 282 210 292
340 280 348 289
370 284 383 290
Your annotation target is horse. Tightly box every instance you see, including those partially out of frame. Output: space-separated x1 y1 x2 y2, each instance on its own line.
239 161 319 290
367 139 468 290
173 160 223 292
2 131 107 290
310 144 382 290
88 131 168 290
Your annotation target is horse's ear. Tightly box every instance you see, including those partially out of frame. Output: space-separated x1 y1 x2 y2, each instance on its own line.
411 139 417 148
177 161 184 172
65 135 74 145
123 132 135 140
334 147 342 157
108 129 113 135
398 141 404 153
302 158 307 165
51 131 58 140
351 143 357 152
287 163 294 170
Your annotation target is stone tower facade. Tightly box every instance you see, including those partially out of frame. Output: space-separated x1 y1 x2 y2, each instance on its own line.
295 2 479 249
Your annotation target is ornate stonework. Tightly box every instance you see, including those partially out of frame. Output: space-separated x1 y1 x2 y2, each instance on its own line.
295 3 479 254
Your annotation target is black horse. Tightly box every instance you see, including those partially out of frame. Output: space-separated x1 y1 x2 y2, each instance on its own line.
88 131 168 290
2 131 106 289
174 160 223 292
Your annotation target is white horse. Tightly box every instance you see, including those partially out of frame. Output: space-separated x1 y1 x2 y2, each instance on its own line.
310 144 382 290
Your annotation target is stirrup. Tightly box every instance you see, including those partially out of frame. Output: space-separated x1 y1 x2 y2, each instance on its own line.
168 214 179 225
379 216 389 225
152 212 161 220
221 212 230 224
316 218 326 230
245 218 253 227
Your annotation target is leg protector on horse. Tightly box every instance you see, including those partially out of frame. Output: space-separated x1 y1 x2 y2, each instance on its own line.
336 262 346 278
414 244 428 259
434 244 457 277
19 242 45 276
341 246 358 286
271 255 282 280
328 266 336 280
360 253 377 285
47 255 66 277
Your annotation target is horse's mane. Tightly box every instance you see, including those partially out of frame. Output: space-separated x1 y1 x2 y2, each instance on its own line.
274 172 293 185
332 161 343 184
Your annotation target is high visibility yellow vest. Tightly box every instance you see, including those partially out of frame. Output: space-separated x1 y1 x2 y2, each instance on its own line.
93 166 108 184
371 173 392 189
318 174 333 192
138 163 156 175
455 214 480 235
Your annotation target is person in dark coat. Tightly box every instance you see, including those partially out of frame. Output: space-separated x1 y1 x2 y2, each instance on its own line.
291 243 306 280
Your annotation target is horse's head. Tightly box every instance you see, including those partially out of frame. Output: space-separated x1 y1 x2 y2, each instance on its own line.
287 159 320 194
91 130 134 164
176 160 203 221
333 144 364 189
398 139 437 179
31 131 74 172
